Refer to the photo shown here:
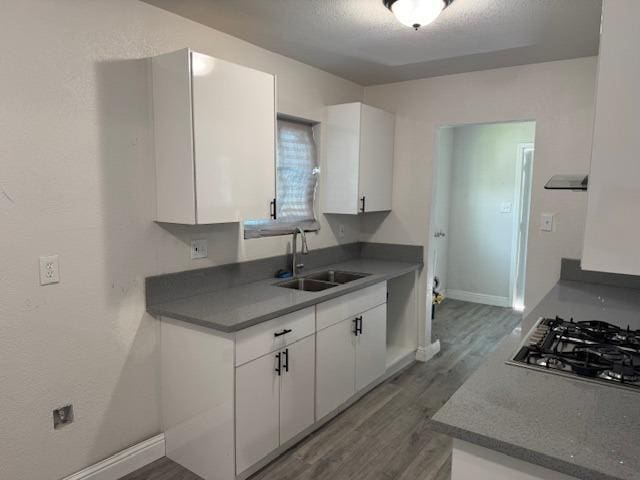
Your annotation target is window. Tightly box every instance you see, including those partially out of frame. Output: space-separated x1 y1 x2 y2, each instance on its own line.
244 119 320 239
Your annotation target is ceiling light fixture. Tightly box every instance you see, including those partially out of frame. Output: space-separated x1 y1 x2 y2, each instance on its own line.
383 0 454 30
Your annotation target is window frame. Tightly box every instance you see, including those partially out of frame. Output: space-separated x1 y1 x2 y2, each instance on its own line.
243 116 321 239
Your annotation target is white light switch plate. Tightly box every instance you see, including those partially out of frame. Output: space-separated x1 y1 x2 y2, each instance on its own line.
541 213 554 232
39 255 60 285
191 239 208 259
500 202 512 213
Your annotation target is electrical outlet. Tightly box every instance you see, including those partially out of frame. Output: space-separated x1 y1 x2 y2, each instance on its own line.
53 404 74 429
338 224 345 238
39 255 60 285
191 239 208 259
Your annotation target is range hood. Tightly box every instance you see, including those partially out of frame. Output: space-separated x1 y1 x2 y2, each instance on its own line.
544 175 588 191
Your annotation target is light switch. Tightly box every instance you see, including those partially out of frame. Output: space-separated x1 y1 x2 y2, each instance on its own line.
541 213 554 232
500 202 512 213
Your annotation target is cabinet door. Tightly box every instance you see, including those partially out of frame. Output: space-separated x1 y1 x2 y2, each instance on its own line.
279 335 316 444
358 104 394 213
582 0 640 275
323 103 362 214
152 49 197 224
191 52 276 224
316 318 356 419
235 352 280 474
355 304 387 391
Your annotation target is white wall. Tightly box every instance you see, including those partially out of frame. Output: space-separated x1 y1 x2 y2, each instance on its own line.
0 1 362 479
446 122 536 303
363 57 597 344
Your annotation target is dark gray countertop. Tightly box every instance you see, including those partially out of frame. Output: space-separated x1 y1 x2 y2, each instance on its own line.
147 258 421 333
430 280 640 480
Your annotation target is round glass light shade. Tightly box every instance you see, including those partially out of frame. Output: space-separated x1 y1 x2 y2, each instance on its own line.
391 0 446 29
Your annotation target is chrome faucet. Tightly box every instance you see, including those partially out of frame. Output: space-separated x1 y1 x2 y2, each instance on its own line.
292 226 309 277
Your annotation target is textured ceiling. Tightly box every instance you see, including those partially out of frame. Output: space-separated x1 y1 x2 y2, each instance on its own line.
143 0 602 86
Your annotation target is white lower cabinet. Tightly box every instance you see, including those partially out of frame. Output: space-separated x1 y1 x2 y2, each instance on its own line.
235 351 280 474
235 334 316 475
316 317 357 419
161 283 393 480
279 335 316 444
316 302 387 419
452 440 578 480
355 304 387 391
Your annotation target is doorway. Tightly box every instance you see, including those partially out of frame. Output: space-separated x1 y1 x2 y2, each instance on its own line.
429 121 535 312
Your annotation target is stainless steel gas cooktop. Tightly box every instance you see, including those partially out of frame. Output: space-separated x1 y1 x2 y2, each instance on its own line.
508 316 640 392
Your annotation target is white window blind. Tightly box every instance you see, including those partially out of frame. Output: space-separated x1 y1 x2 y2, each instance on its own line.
244 119 320 238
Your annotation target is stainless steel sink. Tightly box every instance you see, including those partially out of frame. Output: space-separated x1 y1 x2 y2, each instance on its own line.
305 270 370 284
275 278 339 292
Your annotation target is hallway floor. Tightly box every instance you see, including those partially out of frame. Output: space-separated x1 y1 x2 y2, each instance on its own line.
122 299 522 480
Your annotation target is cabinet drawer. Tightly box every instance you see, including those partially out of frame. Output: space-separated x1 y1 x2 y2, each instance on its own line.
235 307 315 366
316 283 387 331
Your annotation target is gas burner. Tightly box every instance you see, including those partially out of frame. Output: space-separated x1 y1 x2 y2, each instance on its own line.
534 356 566 369
509 317 640 392
600 370 640 383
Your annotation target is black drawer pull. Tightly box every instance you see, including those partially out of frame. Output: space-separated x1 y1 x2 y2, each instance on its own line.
275 352 282 376
360 196 366 213
274 328 292 337
283 348 289 373
356 316 363 335
353 317 360 336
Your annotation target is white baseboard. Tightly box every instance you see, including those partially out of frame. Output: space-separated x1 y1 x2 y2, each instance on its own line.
416 340 440 362
446 289 510 308
62 433 165 480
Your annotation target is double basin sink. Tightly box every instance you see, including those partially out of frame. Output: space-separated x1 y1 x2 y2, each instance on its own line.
275 270 370 292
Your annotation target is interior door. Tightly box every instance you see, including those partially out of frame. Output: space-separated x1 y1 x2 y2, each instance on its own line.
358 104 394 212
279 335 316 444
235 352 280 473
355 304 387 391
316 318 356 419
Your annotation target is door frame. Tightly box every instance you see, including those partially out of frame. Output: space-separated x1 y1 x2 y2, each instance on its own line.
426 127 452 311
509 143 535 310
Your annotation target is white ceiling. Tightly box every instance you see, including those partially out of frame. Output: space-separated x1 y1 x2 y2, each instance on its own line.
144 0 602 86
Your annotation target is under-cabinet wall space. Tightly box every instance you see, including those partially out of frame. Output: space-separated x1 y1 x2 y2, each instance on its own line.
386 271 419 370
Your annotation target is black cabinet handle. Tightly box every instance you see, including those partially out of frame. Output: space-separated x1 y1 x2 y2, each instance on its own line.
360 196 366 213
270 198 277 219
357 316 363 335
353 317 359 336
274 328 292 338
283 348 289 373
275 352 282 376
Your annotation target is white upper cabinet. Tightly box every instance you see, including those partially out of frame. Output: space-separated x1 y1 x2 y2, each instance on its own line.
152 49 276 224
582 0 640 275
323 102 395 214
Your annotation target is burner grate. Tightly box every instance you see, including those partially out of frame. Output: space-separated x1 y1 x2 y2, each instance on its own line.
509 316 640 392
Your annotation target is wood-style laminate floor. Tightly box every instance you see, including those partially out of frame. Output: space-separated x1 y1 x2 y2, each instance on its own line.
121 299 521 480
